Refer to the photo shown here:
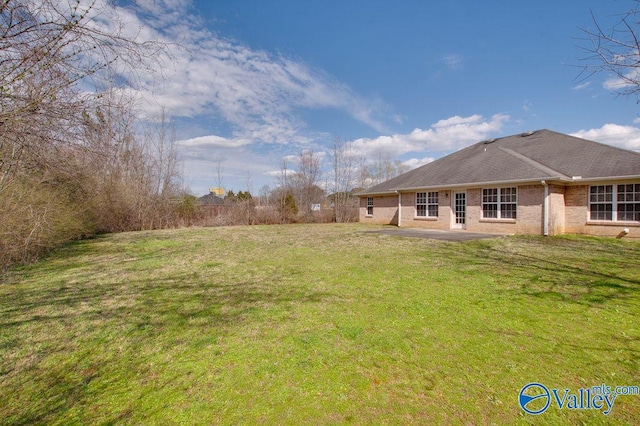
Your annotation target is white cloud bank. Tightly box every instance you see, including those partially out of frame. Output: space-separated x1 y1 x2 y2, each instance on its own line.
348 113 510 159
571 123 640 151
177 135 251 148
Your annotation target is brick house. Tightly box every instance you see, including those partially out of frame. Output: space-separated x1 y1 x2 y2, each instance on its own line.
358 130 640 237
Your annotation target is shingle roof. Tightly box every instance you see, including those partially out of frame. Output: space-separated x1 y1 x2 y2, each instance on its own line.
359 129 640 195
198 193 225 205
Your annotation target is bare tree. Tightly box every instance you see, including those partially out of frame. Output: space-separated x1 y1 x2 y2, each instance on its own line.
278 156 291 190
291 149 323 220
148 108 181 198
360 153 411 187
212 157 225 194
258 184 271 207
275 156 295 223
329 136 360 222
0 0 164 188
0 1 186 269
579 2 640 98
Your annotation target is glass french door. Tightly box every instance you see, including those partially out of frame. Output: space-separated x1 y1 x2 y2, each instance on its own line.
453 192 466 229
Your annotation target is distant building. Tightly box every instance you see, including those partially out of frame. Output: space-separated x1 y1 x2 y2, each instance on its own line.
198 190 225 206
209 187 226 197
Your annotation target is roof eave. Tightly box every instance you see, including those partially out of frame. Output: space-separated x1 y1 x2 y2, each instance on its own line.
392 176 573 192
357 189 398 197
562 174 640 185
358 175 640 196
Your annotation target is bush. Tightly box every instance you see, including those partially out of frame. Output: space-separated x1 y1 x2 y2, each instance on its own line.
0 177 95 271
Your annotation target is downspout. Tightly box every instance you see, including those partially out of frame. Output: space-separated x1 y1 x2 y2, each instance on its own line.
541 180 549 236
396 191 402 227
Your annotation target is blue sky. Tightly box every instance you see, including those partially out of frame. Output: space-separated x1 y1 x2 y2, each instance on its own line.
116 0 640 194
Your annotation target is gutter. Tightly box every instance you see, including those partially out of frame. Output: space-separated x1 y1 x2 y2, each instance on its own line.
356 190 399 197
541 180 549 236
563 174 640 184
396 190 402 227
395 177 568 193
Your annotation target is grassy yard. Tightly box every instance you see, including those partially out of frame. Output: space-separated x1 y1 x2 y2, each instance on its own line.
1 223 639 424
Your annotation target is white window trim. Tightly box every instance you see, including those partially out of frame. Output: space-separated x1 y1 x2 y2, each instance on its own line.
415 191 439 219
415 192 427 217
366 197 374 217
588 184 640 223
482 187 517 220
428 191 439 218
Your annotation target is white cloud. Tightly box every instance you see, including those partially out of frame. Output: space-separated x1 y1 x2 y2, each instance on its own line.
573 81 591 90
348 113 510 160
401 157 435 169
177 135 251 148
571 123 640 151
603 76 630 91
104 1 390 145
443 54 463 70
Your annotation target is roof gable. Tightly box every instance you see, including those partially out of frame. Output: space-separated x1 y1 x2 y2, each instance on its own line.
360 129 640 194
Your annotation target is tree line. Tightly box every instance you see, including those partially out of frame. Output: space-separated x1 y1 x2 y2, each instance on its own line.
194 141 412 227
0 0 185 271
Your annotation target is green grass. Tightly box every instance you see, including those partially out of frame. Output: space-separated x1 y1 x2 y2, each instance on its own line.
1 224 639 424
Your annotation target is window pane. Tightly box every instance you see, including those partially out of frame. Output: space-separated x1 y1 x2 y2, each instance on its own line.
483 204 497 218
590 203 613 221
500 187 517 203
501 203 517 219
416 192 428 217
483 188 497 203
618 202 640 221
428 205 438 217
589 185 614 221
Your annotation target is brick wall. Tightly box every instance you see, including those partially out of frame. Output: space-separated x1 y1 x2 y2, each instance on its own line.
565 184 640 238
399 191 452 230
548 184 566 236
565 185 587 234
359 195 398 225
466 185 545 234
364 186 546 234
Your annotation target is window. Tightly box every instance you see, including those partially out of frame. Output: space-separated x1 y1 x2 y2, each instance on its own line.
416 192 427 217
428 192 439 217
589 185 613 221
482 187 517 219
482 188 498 219
500 187 517 219
589 184 640 222
366 197 373 216
618 184 640 221
416 192 439 217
